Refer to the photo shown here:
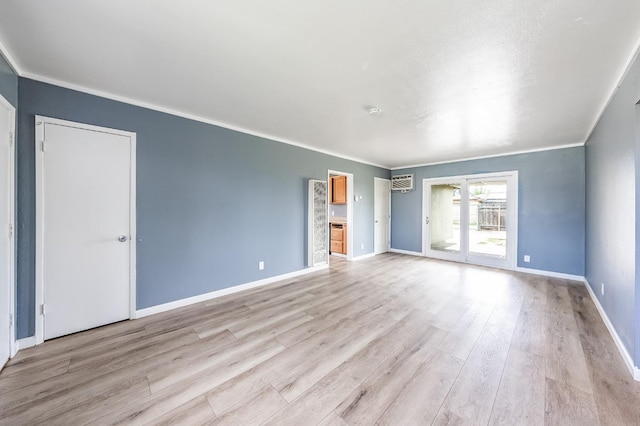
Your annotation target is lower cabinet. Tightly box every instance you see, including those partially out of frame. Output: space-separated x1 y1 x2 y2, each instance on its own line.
330 223 346 254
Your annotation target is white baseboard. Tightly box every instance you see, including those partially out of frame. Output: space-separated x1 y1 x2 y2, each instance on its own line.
390 248 423 257
514 266 584 282
583 279 640 381
134 264 329 319
16 336 36 351
352 253 375 261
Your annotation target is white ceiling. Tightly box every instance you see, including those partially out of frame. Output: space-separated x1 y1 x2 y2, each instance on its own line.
1 1 639 168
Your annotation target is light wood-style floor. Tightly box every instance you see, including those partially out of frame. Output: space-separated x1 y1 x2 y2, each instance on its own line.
1 254 639 425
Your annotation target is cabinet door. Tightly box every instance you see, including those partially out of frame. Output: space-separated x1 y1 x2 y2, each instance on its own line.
332 176 347 204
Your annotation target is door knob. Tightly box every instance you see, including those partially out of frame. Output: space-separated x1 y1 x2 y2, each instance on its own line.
118 235 128 242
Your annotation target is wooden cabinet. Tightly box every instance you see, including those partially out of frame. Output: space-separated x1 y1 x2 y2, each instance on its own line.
330 176 347 204
330 223 346 254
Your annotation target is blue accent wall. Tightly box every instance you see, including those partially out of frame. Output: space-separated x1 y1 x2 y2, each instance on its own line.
391 147 585 276
585 51 640 366
0 54 17 108
16 78 389 339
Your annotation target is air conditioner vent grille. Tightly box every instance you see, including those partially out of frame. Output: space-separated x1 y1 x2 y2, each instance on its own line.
391 174 414 191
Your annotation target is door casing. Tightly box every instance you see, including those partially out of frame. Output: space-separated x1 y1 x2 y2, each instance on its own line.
327 169 354 261
0 94 15 363
34 116 137 345
422 171 518 270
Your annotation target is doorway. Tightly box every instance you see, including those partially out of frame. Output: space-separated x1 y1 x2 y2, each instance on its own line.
327 170 353 261
422 171 518 269
0 95 15 369
374 177 391 254
35 117 136 343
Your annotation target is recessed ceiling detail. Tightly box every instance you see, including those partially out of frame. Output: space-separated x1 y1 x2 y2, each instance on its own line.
0 1 639 168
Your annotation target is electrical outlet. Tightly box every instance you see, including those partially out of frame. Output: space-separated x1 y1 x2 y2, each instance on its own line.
601 283 605 296
361 243 364 250
259 261 264 270
523 255 530 263
331 211 335 216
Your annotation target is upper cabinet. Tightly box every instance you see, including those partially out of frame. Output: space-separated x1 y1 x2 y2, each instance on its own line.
330 175 347 204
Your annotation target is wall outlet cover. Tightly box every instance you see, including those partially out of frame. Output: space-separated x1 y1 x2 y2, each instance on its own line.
259 261 264 270
524 255 530 263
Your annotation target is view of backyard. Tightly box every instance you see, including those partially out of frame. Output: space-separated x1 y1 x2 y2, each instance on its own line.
430 182 507 259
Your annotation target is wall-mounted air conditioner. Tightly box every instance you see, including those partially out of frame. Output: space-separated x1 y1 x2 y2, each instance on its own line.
391 174 414 192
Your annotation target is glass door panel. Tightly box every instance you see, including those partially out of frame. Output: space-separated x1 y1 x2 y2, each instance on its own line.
467 180 507 259
430 183 461 253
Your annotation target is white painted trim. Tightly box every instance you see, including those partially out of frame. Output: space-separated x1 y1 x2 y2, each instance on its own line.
129 131 137 319
135 264 328 319
584 34 640 144
514 267 584 282
16 336 36 351
583 279 640 381
21 70 587 172
0 95 16 358
352 253 376 261
0 40 22 76
374 177 391 255
34 116 137 345
19 72 388 170
390 248 423 257
328 170 355 261
391 143 584 170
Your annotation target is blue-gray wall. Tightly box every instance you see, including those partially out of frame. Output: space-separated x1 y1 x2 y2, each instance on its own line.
585 51 640 365
391 147 586 276
0 54 17 108
16 78 389 339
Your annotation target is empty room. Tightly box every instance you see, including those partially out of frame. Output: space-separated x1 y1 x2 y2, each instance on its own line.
1 1 640 425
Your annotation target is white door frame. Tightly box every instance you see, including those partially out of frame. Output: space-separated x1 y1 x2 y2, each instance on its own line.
374 177 391 254
35 116 136 345
0 95 16 357
327 169 354 261
422 171 518 270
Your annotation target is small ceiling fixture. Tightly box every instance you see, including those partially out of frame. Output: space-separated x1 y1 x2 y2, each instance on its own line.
368 107 383 116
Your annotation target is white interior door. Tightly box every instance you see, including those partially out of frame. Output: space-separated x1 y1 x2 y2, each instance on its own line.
374 178 391 254
0 97 14 368
423 172 517 269
37 118 135 341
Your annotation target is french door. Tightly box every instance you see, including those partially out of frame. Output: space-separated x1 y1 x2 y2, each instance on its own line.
422 172 517 269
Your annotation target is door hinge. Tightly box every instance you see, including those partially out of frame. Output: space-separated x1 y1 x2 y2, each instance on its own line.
8 314 13 328
40 140 46 152
8 223 13 239
40 304 46 315
8 131 13 147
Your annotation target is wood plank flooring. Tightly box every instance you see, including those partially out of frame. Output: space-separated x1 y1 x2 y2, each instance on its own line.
1 254 639 425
